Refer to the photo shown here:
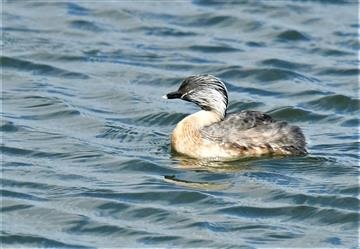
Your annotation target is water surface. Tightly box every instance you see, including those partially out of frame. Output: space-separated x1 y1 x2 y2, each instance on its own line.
1 1 359 248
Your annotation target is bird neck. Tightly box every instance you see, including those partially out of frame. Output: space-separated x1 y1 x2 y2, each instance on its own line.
171 110 222 156
179 110 222 130
172 110 221 142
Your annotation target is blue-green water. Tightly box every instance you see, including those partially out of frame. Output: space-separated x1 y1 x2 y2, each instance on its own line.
1 1 359 248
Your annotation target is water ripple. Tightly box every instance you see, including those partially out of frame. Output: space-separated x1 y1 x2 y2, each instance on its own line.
2 1 359 248
259 58 312 70
69 20 104 32
268 106 328 122
276 30 311 42
304 94 360 114
218 204 358 226
1 56 89 79
1 234 90 249
188 44 241 53
175 13 239 27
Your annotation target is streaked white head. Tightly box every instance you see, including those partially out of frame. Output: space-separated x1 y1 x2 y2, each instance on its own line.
164 74 228 119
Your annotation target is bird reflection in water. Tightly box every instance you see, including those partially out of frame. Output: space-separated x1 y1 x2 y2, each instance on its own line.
164 155 268 190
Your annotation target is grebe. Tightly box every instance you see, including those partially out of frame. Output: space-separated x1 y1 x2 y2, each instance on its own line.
163 74 307 160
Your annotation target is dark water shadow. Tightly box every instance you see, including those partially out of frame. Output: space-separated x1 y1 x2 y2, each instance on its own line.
163 154 290 190
164 153 337 191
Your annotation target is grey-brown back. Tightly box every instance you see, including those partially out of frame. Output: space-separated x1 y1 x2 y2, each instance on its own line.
201 111 307 155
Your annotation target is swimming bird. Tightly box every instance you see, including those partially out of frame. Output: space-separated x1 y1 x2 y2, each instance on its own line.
163 74 307 160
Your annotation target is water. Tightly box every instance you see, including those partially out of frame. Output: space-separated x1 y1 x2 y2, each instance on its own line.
1 1 359 248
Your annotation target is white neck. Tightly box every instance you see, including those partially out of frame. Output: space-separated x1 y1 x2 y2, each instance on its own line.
180 110 222 129
171 110 221 155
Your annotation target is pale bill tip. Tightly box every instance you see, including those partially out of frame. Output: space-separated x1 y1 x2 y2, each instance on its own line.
162 95 168 99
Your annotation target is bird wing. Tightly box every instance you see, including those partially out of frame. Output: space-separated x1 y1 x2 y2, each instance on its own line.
201 111 306 154
201 111 275 138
